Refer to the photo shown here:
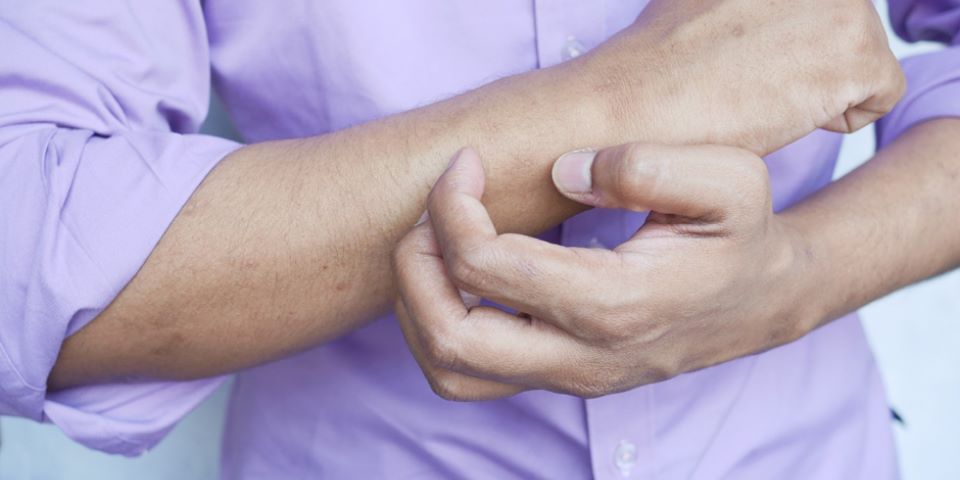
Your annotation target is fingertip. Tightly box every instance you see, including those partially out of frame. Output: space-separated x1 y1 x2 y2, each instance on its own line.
456 147 482 164
437 147 486 199
448 147 484 176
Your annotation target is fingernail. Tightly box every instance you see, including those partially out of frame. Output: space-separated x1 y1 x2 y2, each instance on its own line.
552 149 596 194
414 210 429 226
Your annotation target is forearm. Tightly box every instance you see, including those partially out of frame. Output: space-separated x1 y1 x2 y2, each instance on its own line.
48 65 620 390
47 2 904 390
784 118 960 331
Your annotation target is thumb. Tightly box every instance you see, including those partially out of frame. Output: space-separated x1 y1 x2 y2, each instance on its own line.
551 143 768 220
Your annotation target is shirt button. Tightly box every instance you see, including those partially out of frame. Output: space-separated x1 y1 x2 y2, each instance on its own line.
561 36 586 61
614 440 638 477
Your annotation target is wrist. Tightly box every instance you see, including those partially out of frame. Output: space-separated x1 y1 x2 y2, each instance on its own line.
770 213 832 342
555 44 672 148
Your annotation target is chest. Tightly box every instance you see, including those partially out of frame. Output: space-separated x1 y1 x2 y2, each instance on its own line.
202 0 649 140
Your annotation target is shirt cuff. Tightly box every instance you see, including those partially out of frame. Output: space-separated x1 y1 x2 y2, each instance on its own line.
0 127 240 455
42 377 226 456
876 46 960 148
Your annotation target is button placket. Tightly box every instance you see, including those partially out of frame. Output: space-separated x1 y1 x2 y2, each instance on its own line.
586 391 655 479
536 2 654 476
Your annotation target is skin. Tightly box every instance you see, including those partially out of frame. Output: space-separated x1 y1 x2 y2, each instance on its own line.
590 0 903 152
394 118 960 400
49 0 903 390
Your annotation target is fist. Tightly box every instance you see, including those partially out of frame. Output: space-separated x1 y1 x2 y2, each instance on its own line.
578 0 906 154
393 146 808 401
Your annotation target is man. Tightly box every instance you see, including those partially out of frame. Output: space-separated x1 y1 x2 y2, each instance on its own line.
0 0 957 478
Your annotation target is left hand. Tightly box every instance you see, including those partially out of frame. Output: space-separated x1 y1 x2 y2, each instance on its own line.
392 146 810 401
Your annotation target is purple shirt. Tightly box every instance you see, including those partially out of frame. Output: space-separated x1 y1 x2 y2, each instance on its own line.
2 1 960 478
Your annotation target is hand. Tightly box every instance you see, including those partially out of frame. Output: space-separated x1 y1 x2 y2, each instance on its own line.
392 147 810 400
574 0 905 154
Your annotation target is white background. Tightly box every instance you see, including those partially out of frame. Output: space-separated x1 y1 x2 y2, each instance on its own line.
2 4 958 479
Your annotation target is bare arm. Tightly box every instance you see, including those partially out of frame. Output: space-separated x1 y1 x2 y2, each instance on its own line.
787 118 960 330
49 0 903 390
49 67 602 390
390 121 960 402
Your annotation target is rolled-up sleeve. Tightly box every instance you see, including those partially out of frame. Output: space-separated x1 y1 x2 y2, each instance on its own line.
877 0 960 147
0 1 241 455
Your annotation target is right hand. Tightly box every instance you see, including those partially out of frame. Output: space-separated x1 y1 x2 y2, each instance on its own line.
573 0 905 155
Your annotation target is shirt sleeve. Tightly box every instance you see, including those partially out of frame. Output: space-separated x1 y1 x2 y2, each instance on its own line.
0 1 241 455
877 0 960 148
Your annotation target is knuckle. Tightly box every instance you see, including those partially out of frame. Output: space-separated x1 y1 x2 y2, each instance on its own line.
586 314 633 346
633 340 687 384
709 148 771 218
569 382 608 399
560 368 610 398
447 246 489 290
427 372 467 401
574 278 651 345
495 235 543 281
420 327 461 371
742 154 771 193
557 289 630 344
616 145 662 200
733 153 772 208
644 356 682 384
563 367 625 399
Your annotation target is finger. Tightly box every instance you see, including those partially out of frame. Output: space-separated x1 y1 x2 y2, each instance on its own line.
394 222 600 396
822 106 876 134
425 147 497 258
822 87 903 133
551 144 771 222
424 147 629 333
823 31 906 133
396 297 523 401
438 305 609 397
822 85 905 134
443 232 633 336
393 224 523 400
